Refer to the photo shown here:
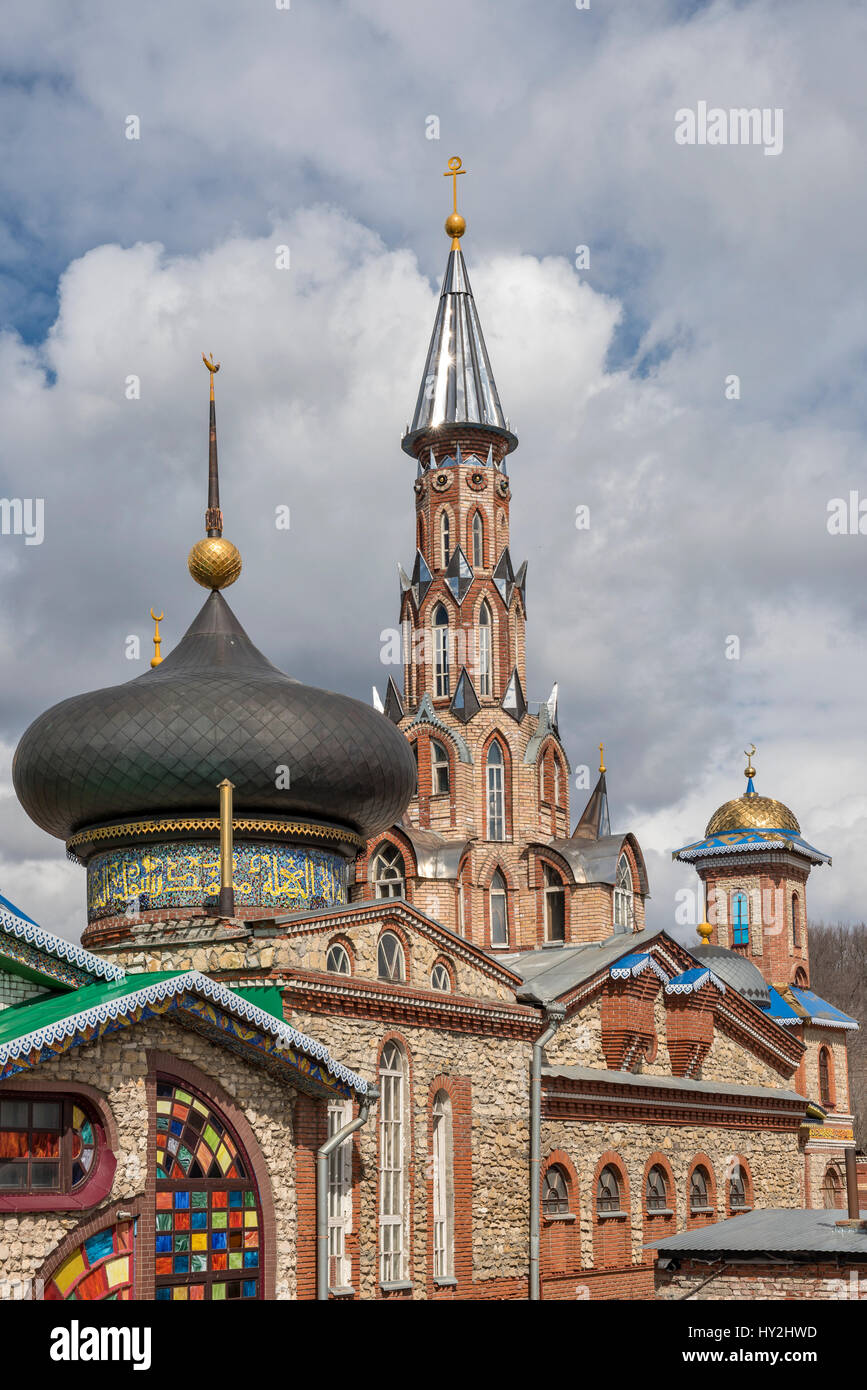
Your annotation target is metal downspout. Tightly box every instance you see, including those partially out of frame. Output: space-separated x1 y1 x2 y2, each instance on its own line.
316 1085 379 1301
529 1004 565 1301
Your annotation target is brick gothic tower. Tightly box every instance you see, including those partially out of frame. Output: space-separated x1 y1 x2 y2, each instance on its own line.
358 159 649 953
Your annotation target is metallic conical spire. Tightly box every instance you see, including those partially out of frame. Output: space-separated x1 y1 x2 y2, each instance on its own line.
188 355 242 591
571 747 611 842
402 158 517 457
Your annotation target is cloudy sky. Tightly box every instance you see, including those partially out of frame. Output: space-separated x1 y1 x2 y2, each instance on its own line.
1 0 865 943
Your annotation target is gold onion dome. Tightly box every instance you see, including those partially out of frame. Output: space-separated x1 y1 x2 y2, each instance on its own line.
188 353 242 591
705 745 800 837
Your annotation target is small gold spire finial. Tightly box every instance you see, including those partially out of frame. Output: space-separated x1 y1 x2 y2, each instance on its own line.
202 352 220 401
744 743 756 781
443 156 467 247
149 608 164 667
697 920 714 943
598 742 606 775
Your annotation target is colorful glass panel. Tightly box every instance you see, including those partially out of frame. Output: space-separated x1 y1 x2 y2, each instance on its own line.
44 1222 134 1300
0 1097 97 1194
154 1079 261 1301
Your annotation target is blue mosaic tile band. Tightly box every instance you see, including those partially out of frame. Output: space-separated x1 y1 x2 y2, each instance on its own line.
86 840 348 922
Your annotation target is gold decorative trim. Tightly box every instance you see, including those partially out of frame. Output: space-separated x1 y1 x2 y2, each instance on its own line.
67 817 363 852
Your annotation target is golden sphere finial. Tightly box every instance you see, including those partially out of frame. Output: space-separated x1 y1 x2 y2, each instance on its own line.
697 920 714 943
744 742 756 782
188 537 242 591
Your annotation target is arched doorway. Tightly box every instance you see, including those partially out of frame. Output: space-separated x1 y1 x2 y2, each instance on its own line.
155 1077 262 1301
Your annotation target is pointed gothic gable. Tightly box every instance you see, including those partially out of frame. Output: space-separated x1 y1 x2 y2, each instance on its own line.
492 548 515 607
450 667 481 724
501 668 527 723
405 692 473 762
383 677 404 725
410 550 433 607
443 545 474 605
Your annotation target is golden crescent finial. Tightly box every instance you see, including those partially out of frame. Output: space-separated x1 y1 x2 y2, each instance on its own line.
598 742 606 775
443 156 467 248
744 743 756 780
202 353 220 400
149 608 164 668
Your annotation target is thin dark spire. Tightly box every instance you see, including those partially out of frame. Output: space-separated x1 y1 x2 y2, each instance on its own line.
203 352 222 537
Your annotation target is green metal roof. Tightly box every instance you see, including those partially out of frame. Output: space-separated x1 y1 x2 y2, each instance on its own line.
0 972 184 1047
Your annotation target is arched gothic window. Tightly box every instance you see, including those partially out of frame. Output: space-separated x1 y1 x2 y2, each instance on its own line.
792 892 801 948
471 511 484 567
542 1164 570 1216
597 1166 622 1214
553 758 561 806
478 601 492 697
431 1091 454 1280
728 1164 748 1211
543 862 566 942
431 738 450 795
377 931 406 983
819 1047 833 1108
822 1166 843 1209
433 604 450 698
613 854 633 932
326 942 351 975
372 843 404 899
732 891 749 946
430 962 451 992
440 511 451 568
646 1165 669 1212
486 740 506 841
689 1166 711 1213
379 1043 407 1283
490 870 509 947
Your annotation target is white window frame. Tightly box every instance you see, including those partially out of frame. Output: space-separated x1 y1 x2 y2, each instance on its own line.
432 1090 454 1281
372 843 404 899
379 1042 407 1285
325 942 351 975
431 738 450 795
478 602 492 697
486 740 506 840
327 1098 353 1289
543 862 566 942
440 511 451 568
614 853 633 932
490 870 509 946
433 605 450 698
430 962 451 992
377 931 406 982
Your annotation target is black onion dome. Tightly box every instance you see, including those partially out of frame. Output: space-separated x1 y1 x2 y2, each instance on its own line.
13 591 416 843
691 944 771 1009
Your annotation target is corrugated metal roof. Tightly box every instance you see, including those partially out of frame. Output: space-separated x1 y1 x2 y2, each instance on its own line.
645 1208 867 1256
542 1065 806 1108
500 926 665 1003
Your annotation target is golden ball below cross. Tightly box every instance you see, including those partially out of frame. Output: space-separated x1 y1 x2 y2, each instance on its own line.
445 213 466 239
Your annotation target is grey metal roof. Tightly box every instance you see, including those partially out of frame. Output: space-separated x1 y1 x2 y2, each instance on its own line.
535 833 649 892
499 925 665 1003
399 823 469 881
402 248 517 457
691 944 771 1008
645 1208 867 1256
543 1065 806 1109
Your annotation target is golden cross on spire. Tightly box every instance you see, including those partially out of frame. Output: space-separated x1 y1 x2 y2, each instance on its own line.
599 742 606 775
202 352 220 401
443 156 467 248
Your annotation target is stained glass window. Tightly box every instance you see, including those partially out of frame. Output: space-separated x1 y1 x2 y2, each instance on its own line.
0 1097 97 1194
45 1222 134 1301
154 1079 261 1301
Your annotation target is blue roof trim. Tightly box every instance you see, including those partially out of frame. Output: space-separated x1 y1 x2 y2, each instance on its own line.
790 986 858 1030
0 893 126 984
665 967 726 996
609 953 668 984
765 984 801 1026
672 830 831 866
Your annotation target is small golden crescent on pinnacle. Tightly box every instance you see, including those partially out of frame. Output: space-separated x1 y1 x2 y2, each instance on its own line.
150 608 164 623
744 743 756 760
202 352 220 374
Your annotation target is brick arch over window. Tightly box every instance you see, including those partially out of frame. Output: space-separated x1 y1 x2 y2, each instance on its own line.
686 1153 717 1230
468 507 486 568
475 856 516 950
325 933 355 975
540 1149 581 1286
822 1163 845 1210
361 830 416 902
726 1154 753 1215
377 922 412 984
642 1152 676 1262
145 1049 278 1302
592 1151 630 1270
